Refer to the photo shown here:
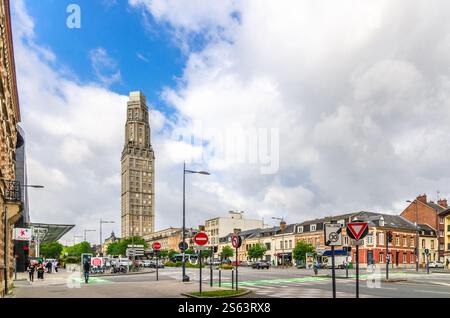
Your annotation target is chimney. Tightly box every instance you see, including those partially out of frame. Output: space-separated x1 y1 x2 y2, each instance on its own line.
417 194 427 204
438 199 448 208
280 221 287 232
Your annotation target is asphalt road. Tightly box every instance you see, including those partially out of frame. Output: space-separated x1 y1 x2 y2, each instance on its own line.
9 266 450 298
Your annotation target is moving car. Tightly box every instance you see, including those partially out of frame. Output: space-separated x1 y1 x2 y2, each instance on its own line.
252 260 270 269
428 261 445 268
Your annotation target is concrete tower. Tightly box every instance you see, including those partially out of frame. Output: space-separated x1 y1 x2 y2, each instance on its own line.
121 91 155 238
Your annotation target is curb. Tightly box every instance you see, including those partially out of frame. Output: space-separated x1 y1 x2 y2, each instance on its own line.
182 289 252 298
91 270 156 278
382 278 407 283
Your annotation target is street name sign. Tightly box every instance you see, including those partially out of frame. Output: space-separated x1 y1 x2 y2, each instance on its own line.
194 232 209 246
346 222 369 241
324 223 343 246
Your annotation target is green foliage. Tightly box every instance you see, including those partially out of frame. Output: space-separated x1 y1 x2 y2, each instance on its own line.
219 264 233 270
158 249 169 258
190 289 246 298
247 244 267 261
164 261 176 267
106 236 148 256
64 256 79 264
219 246 234 259
199 249 212 259
65 242 94 258
168 249 177 260
293 241 315 262
185 248 195 255
40 241 64 259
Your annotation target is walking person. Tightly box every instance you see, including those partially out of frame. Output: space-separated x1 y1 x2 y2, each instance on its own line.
27 261 35 282
37 262 44 279
83 259 91 284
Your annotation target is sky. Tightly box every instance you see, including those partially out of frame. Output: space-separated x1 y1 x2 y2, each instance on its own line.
10 0 450 245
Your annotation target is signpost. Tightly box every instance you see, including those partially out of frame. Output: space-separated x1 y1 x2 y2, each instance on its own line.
179 241 188 252
346 221 369 298
324 223 343 298
153 242 161 281
425 248 429 274
194 232 209 295
231 234 242 291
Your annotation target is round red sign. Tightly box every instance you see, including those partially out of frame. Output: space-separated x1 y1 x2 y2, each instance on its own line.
153 242 161 250
194 232 209 246
92 258 102 267
231 235 242 248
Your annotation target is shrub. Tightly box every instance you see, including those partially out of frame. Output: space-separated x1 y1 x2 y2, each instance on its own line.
164 261 176 267
220 264 233 270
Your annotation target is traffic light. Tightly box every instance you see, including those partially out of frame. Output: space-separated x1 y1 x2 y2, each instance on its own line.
387 231 393 243
213 246 218 253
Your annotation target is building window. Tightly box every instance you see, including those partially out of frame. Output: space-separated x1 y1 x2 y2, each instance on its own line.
310 224 316 232
289 240 292 249
297 226 303 233
280 241 283 249
379 253 383 263
403 237 406 247
410 253 414 263
422 239 426 248
431 240 434 249
379 233 384 245
439 217 444 224
395 237 399 246
344 236 349 246
367 235 373 245
410 238 414 247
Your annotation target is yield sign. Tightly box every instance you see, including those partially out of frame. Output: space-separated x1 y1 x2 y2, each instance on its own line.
346 222 369 240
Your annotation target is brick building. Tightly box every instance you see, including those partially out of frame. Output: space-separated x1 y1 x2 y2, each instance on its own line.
400 194 447 261
0 0 22 298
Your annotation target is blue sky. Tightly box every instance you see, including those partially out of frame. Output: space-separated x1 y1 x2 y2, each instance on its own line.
11 0 450 243
25 0 184 109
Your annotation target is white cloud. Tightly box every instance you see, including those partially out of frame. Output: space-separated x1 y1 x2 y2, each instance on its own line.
89 47 122 87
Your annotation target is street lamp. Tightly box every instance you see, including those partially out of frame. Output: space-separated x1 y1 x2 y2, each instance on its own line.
272 217 286 267
83 229 96 242
182 161 210 282
100 219 115 252
406 200 420 272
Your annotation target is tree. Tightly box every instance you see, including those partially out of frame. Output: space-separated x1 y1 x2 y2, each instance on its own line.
185 248 195 255
168 249 177 260
158 249 169 259
199 249 212 260
106 236 148 256
247 244 267 261
40 241 64 259
293 241 315 263
219 246 234 260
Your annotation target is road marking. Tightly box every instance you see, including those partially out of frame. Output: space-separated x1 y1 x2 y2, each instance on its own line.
413 289 450 295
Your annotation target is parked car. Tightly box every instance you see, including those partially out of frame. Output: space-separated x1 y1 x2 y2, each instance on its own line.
142 260 153 268
231 261 241 266
240 261 254 267
149 259 164 268
252 260 270 269
428 261 445 268
118 258 132 267
205 259 222 266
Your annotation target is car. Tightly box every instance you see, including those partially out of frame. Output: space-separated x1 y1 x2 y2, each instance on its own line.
206 259 222 266
252 260 270 269
240 261 254 267
231 261 241 266
142 260 153 268
428 261 445 268
118 258 132 267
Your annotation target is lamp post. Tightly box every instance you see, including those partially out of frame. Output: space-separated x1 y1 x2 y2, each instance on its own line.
100 219 114 254
1 180 44 295
272 217 285 267
407 200 420 272
182 161 210 282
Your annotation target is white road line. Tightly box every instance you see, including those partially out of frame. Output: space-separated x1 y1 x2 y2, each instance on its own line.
414 289 450 295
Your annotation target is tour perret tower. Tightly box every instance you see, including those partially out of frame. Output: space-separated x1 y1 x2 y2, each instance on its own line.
121 91 155 238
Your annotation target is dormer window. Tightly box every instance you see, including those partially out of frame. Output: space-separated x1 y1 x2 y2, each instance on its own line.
297 226 303 233
379 216 385 227
310 224 316 232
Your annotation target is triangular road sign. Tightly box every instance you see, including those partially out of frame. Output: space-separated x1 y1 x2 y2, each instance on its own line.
346 222 369 240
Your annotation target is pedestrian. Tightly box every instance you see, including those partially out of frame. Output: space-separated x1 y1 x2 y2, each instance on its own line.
37 262 44 279
83 259 91 283
27 261 35 282
55 260 59 273
46 261 52 273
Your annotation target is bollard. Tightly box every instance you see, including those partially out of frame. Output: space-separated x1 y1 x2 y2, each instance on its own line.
231 269 234 290
219 268 222 287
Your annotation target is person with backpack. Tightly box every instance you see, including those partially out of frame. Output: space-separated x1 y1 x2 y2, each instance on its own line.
83 259 91 283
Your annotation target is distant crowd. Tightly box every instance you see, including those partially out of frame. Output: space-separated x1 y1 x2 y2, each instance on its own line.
27 259 59 282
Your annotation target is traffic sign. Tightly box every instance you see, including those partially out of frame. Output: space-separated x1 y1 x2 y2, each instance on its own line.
179 241 188 251
91 257 103 267
194 232 209 246
153 242 161 250
324 223 343 246
346 221 369 241
425 248 429 255
231 234 242 248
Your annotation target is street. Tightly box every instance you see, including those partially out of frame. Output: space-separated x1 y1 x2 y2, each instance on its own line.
9 266 450 298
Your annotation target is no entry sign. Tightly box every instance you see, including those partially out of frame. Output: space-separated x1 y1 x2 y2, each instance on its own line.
346 221 369 241
153 242 161 250
194 232 209 246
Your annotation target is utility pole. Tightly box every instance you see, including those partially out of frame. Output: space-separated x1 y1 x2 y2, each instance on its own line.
386 230 390 280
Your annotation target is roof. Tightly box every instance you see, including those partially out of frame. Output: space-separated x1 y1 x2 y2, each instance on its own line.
352 211 416 230
417 224 437 236
426 202 447 214
438 207 450 216
30 223 75 244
